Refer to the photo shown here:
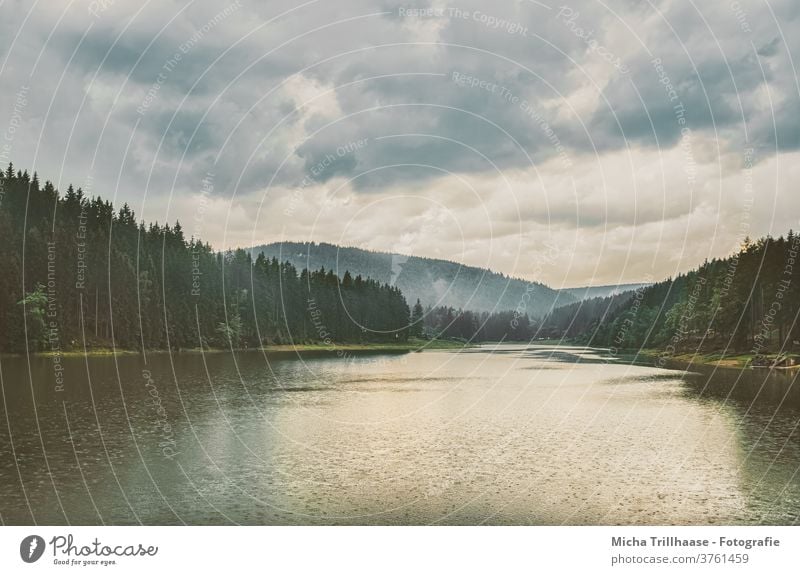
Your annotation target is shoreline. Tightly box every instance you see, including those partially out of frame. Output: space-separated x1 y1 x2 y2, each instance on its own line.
630 348 800 373
13 341 797 373
1 339 469 359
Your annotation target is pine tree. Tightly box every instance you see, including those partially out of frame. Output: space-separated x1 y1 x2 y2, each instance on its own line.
410 299 424 338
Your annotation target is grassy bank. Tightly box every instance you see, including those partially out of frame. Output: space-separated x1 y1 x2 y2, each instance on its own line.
5 338 469 359
634 349 800 371
0 347 141 359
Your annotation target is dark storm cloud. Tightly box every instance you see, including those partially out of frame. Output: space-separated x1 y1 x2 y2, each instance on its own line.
589 52 758 151
0 0 798 201
582 1 799 156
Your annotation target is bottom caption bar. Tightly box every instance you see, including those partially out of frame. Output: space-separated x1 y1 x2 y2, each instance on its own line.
1 526 798 573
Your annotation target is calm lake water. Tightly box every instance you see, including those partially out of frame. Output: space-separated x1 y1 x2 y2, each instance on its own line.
1 344 799 525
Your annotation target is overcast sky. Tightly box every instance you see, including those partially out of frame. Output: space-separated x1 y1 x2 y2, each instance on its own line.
1 0 798 287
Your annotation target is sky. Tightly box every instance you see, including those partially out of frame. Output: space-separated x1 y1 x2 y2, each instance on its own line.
1 0 799 288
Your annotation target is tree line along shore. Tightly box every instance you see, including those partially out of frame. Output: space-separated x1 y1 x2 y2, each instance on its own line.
2 163 798 369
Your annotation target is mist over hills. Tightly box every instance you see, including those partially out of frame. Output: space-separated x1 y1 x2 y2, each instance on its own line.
562 283 650 301
252 242 577 317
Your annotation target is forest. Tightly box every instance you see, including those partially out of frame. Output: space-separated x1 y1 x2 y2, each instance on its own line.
420 304 536 342
4 163 798 358
539 234 800 355
0 165 410 354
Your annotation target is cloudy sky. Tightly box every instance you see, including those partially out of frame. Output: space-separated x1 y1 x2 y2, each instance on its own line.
1 0 798 287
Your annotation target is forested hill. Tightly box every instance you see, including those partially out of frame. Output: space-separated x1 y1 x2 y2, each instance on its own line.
0 165 410 353
561 282 650 302
539 234 800 355
252 242 576 316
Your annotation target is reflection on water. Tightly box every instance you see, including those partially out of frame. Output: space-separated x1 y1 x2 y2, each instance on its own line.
1 345 799 525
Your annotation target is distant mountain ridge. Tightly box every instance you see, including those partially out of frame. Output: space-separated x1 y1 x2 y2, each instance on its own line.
562 283 650 301
251 242 577 317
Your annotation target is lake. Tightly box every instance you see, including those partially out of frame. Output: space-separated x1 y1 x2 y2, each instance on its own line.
1 344 799 525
